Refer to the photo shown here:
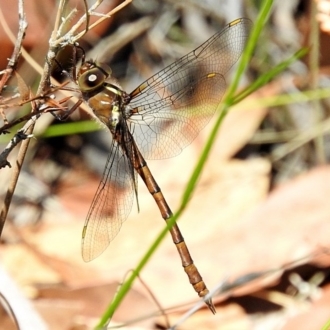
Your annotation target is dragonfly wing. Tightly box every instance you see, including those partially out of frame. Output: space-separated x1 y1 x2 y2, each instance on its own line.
127 18 251 159
82 138 136 262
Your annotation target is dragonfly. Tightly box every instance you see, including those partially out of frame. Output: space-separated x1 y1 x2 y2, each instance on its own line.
75 17 251 313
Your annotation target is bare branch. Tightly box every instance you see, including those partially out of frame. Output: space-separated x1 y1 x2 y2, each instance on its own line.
0 114 35 236
0 0 50 236
0 0 27 93
49 0 132 48
84 0 132 37
0 130 33 170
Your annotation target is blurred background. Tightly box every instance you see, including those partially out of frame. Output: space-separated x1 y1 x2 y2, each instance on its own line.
1 0 330 329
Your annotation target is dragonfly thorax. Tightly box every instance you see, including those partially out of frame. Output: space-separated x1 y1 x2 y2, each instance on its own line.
87 86 124 131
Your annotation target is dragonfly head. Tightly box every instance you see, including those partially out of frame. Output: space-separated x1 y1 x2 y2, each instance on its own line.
78 60 112 93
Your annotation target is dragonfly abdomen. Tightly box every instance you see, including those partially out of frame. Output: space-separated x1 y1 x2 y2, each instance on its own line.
132 142 215 313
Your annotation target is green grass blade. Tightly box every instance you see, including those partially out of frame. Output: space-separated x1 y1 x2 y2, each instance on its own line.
234 48 309 104
40 120 100 138
223 0 273 108
321 319 330 330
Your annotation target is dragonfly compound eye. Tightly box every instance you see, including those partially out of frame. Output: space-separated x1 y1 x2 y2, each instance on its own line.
78 66 110 92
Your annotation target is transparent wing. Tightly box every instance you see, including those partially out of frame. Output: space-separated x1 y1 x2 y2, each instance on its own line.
81 136 136 262
127 18 251 159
